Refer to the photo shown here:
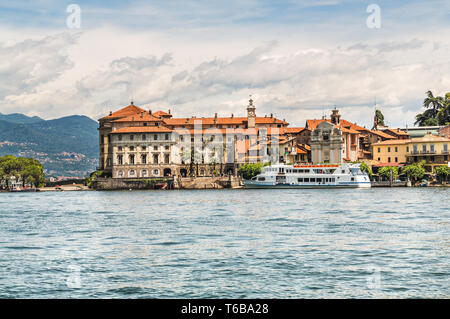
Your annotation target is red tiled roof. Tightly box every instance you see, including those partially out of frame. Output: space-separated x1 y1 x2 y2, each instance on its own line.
111 126 172 134
372 139 410 146
306 118 366 132
153 110 172 118
112 112 163 122
100 104 145 120
382 128 409 136
369 130 397 139
283 127 305 134
163 116 288 126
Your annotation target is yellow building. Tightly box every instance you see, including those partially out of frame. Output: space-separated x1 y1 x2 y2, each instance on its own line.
372 133 450 172
406 133 450 171
372 139 409 165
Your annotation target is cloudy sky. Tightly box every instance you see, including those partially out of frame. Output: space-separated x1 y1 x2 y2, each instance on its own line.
0 0 449 127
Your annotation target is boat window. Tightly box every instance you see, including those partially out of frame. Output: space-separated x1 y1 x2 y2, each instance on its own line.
331 178 335 182
317 178 322 183
304 178 310 183
351 177 355 181
298 178 303 182
341 170 345 173
251 177 257 180
258 177 266 181
310 178 316 183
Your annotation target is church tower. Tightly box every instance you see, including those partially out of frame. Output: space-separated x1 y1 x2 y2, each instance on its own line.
247 95 256 128
331 108 341 125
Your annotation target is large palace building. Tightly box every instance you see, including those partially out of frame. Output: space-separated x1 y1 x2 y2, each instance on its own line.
98 98 305 179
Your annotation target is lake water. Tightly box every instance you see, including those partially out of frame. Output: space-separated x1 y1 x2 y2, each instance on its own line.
0 188 448 298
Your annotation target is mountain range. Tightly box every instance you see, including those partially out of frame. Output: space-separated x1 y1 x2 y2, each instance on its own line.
0 112 99 177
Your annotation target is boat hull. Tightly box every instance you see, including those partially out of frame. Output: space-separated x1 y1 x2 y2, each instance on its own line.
243 181 371 189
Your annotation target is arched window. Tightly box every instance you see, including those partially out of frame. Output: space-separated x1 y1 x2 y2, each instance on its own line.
117 170 124 177
141 169 148 177
152 169 160 176
129 169 136 177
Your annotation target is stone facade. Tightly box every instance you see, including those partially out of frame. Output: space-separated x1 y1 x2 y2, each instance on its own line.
310 121 343 164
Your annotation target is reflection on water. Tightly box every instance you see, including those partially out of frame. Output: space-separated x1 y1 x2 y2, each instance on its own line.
0 188 448 298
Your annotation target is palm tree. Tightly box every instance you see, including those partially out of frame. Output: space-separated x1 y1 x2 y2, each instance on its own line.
437 92 450 125
423 90 444 117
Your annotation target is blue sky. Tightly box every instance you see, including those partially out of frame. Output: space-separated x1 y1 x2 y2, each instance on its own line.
0 0 449 127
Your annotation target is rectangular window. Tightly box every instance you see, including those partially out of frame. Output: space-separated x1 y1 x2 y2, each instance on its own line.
304 178 310 183
395 147 398 152
310 178 316 183
406 146 409 152
142 134 146 140
395 157 398 162
378 147 380 153
118 134 122 141
165 134 169 140
164 154 169 164
154 145 158 151
430 144 435 153
422 144 427 153
388 157 391 162
388 147 391 152
130 135 134 141
444 144 448 152
154 134 158 141
298 178 303 183
153 154 158 164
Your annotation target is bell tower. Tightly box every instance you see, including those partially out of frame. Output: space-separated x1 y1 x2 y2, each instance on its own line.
247 95 256 128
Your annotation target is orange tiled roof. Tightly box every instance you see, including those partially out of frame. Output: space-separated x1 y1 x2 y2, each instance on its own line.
306 118 366 132
283 127 305 134
372 139 410 146
296 147 307 154
163 116 288 126
369 130 396 139
153 110 172 118
382 128 409 136
100 104 146 120
112 112 163 122
111 126 172 134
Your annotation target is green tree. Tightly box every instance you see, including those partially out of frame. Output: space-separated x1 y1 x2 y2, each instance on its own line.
238 163 265 180
402 160 426 182
378 166 398 181
375 109 385 127
0 155 44 188
434 165 450 183
415 91 450 126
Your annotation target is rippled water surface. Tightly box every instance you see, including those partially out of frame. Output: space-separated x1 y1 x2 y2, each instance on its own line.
0 188 449 298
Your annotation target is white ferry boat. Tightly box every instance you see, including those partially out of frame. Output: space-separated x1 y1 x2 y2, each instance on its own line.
243 163 371 189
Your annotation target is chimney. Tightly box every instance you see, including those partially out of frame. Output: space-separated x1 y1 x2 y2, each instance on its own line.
231 113 234 118
148 109 152 115
270 113 273 118
140 111 144 118
168 109 171 114
109 111 112 116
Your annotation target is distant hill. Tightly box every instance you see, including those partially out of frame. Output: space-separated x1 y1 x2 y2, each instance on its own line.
0 112 44 124
0 114 99 177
